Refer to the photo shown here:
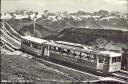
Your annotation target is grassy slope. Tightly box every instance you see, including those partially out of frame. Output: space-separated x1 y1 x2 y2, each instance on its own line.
1 53 73 83
1 50 126 84
19 23 54 38
55 28 128 50
7 18 32 32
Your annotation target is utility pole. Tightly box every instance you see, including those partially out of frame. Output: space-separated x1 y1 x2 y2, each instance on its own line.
3 19 5 29
33 17 35 37
33 12 38 37
33 17 37 37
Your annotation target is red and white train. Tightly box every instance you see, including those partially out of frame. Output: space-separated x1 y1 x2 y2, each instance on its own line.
21 36 122 72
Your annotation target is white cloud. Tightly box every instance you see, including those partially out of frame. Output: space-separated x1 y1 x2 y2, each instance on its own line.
104 0 128 4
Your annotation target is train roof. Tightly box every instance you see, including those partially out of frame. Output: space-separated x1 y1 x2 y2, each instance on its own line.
21 36 122 57
46 41 93 53
21 36 48 44
95 51 122 57
55 41 83 48
47 41 122 57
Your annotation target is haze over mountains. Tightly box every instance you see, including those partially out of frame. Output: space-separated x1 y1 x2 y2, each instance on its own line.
3 10 128 30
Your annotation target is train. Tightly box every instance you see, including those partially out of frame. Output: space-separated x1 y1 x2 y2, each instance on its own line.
21 36 122 73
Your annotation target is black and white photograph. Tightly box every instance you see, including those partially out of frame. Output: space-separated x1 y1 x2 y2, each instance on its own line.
1 0 128 84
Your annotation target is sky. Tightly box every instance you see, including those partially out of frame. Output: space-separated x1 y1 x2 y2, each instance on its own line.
1 0 128 13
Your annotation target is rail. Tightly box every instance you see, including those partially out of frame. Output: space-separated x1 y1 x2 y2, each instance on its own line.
112 70 128 82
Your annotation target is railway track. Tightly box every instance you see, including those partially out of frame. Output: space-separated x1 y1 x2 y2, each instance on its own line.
112 70 128 81
1 22 21 41
1 28 20 45
1 35 19 49
1 29 20 49
1 41 15 52
1 21 21 50
4 22 21 41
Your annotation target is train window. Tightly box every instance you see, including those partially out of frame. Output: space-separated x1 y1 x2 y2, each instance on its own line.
23 40 26 44
81 53 87 57
55 47 58 51
25 40 28 45
53 46 56 51
64 49 67 52
90 54 97 62
49 46 52 50
35 44 41 50
36 43 38 49
89 54 92 59
57 47 60 52
67 49 71 54
37 45 41 50
22 40 25 44
82 53 90 60
81 53 88 59
117 56 121 62
21 39 23 42
24 40 27 45
79 52 82 57
99 56 104 63
56 47 58 51
60 48 64 53
25 40 27 44
75 51 81 56
93 54 96 59
73 53 77 56
52 46 57 51
104 57 109 64
112 57 116 63
27 41 30 46
74 51 81 59
32 43 36 48
60 48 67 53
90 54 94 59
24 40 30 46
50 46 55 50
70 50 74 55
31 42 39 49
30 43 33 47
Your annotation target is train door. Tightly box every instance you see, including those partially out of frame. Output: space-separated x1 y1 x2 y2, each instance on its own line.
44 45 50 56
97 56 105 70
109 56 121 72
116 56 121 71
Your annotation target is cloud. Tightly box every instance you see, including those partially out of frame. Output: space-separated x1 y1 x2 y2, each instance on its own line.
104 0 128 4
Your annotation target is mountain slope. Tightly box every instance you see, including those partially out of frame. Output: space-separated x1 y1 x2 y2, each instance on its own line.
19 24 55 38
53 27 128 50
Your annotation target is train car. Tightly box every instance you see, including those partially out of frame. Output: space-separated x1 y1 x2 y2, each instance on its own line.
21 36 122 73
95 51 122 72
21 36 48 56
45 41 122 72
